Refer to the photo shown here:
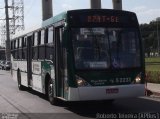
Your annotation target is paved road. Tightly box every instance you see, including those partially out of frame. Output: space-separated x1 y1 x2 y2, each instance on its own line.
0 70 160 119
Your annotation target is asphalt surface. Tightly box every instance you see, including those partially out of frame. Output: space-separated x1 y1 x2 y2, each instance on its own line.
0 70 160 119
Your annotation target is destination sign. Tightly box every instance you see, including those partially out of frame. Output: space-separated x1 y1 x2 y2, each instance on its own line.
68 10 138 27
87 15 119 23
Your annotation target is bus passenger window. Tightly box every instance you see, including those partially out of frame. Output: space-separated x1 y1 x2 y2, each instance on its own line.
45 28 48 43
39 45 45 59
19 38 22 48
32 32 39 60
45 26 54 61
19 49 22 59
48 27 54 43
32 47 38 60
41 30 45 45
34 32 38 46
38 31 41 45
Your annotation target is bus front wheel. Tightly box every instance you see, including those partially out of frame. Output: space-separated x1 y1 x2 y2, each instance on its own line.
47 78 58 105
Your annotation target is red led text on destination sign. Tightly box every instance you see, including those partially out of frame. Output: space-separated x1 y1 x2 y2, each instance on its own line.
87 16 119 23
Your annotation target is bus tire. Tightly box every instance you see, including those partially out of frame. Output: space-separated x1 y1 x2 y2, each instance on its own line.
17 71 25 90
47 78 58 105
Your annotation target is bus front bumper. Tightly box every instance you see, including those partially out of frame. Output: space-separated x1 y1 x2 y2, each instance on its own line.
67 84 145 101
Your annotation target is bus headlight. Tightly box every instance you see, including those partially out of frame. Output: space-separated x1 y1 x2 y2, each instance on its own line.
133 75 141 84
76 75 91 87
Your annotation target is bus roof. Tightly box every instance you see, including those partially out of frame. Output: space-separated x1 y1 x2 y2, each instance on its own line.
12 9 136 40
42 11 67 27
12 24 41 39
67 9 135 14
12 11 67 40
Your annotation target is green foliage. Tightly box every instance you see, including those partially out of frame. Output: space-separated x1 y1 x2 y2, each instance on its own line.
145 57 160 83
140 21 160 52
145 57 160 63
146 71 160 83
146 65 160 71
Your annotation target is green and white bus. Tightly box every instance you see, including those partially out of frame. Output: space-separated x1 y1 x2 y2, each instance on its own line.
11 9 145 105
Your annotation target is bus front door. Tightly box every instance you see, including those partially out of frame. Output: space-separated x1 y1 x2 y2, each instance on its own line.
55 27 67 98
27 35 32 86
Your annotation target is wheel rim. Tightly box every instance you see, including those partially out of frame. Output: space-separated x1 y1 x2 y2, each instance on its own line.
48 80 53 98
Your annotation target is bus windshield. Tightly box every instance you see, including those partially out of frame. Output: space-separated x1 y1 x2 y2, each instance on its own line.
72 28 141 70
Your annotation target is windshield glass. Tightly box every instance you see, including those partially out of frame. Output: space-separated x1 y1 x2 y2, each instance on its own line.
72 28 141 70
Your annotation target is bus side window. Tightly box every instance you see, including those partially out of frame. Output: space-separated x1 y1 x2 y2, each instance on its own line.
37 31 41 60
14 40 16 59
19 38 23 60
38 31 41 45
32 32 38 60
17 38 20 59
48 27 53 43
45 28 48 44
11 40 15 59
16 39 18 48
14 39 18 59
32 34 34 46
41 29 45 45
22 37 27 60
38 30 45 59
19 38 22 48
46 26 54 61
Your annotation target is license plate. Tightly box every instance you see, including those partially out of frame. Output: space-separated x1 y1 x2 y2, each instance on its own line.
106 88 119 94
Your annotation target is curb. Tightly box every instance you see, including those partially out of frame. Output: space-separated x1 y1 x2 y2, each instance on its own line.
146 89 160 97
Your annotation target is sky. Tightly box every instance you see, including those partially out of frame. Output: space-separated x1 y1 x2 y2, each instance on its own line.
24 0 160 29
0 0 160 37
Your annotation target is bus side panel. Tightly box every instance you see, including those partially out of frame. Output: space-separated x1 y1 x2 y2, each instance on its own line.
32 75 43 93
12 61 18 70
32 61 43 93
12 61 18 82
18 61 28 87
21 72 28 87
32 61 41 75
19 61 27 73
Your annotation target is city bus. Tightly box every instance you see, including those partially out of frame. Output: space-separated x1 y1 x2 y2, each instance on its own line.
11 9 145 105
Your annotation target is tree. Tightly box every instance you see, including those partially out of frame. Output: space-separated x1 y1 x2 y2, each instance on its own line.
140 20 160 56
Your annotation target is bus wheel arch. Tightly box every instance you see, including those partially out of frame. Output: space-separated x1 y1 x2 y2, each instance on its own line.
45 73 57 105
